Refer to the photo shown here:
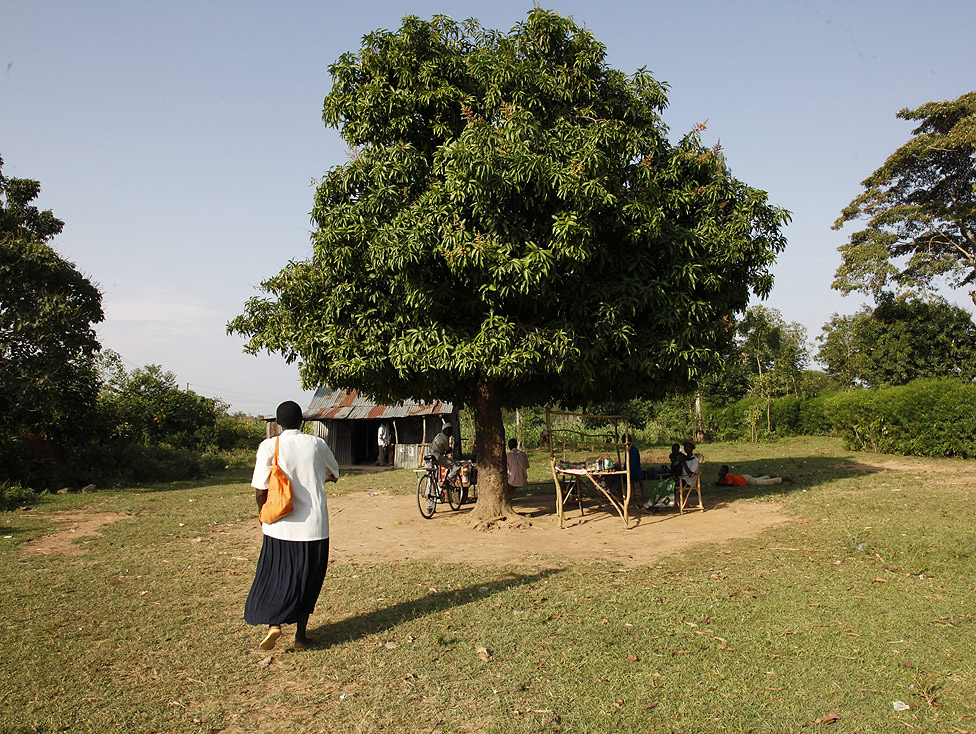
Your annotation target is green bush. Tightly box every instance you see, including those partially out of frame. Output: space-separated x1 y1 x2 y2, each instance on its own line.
63 442 226 487
643 395 696 444
0 481 37 510
500 408 548 449
704 394 831 442
825 378 976 457
796 394 832 435
215 414 266 451
768 395 801 434
96 364 224 450
709 397 759 441
209 447 258 470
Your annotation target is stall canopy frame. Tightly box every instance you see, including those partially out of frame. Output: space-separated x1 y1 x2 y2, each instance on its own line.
544 408 636 529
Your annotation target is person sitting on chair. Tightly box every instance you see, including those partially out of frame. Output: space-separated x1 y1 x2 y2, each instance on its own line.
679 440 700 485
716 465 793 486
668 443 687 480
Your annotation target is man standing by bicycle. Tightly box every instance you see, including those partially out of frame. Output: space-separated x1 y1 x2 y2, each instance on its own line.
430 424 461 488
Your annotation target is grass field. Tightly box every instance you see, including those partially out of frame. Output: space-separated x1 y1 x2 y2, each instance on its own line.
1 436 974 733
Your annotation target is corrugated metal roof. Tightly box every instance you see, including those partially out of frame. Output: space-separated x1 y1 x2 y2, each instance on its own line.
304 388 454 421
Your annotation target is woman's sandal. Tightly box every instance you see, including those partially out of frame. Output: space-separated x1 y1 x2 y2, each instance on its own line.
259 626 282 651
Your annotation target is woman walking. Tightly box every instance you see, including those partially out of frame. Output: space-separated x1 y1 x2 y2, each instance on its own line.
244 401 340 650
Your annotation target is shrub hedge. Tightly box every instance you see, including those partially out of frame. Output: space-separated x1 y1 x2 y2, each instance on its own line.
824 378 976 457
704 394 831 442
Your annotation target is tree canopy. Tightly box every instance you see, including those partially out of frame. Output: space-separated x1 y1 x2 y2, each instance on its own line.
230 10 789 520
816 293 976 388
833 91 976 304
96 354 227 450
736 305 808 398
0 155 104 475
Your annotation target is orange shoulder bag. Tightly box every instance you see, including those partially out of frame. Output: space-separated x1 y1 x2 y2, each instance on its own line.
259 436 294 524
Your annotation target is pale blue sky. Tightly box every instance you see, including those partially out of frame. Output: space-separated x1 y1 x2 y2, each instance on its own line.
3 1 973 413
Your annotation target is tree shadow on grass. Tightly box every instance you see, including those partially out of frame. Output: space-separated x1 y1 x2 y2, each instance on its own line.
308 568 565 648
516 453 894 519
698 453 891 507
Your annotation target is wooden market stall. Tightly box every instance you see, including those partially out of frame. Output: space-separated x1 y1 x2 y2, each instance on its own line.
545 408 637 529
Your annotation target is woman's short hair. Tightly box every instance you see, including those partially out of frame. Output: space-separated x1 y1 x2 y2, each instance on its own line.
276 401 304 429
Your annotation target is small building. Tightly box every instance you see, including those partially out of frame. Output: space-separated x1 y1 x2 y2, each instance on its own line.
285 388 459 468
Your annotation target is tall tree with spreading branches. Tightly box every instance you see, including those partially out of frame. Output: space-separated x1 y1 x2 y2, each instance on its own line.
0 155 104 475
230 10 789 526
833 91 976 304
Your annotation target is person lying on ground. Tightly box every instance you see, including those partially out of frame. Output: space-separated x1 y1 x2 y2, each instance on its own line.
716 465 793 486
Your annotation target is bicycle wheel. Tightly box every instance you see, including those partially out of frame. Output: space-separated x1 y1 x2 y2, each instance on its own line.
417 474 437 519
446 479 463 510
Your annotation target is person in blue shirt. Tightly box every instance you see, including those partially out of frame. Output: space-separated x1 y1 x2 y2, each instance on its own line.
625 433 643 484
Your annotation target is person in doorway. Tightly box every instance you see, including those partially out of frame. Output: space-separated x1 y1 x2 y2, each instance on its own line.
244 401 340 651
385 425 395 466
429 423 460 486
716 465 793 486
506 438 529 494
376 423 390 466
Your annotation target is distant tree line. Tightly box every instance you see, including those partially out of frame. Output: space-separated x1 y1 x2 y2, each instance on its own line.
1 156 264 504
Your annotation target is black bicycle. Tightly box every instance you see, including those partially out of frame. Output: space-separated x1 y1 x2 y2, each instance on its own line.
417 455 472 518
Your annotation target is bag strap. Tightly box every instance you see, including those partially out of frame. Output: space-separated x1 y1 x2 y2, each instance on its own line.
273 435 280 468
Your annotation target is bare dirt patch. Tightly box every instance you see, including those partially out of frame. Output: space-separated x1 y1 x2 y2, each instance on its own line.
22 491 792 568
325 490 792 568
21 511 132 556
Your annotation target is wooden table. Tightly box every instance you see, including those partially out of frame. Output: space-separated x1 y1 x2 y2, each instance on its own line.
551 465 636 529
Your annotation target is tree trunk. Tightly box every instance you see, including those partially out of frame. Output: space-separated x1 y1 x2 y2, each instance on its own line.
469 379 517 522
694 392 704 442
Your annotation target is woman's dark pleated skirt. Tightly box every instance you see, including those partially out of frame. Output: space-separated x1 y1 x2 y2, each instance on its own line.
244 535 330 626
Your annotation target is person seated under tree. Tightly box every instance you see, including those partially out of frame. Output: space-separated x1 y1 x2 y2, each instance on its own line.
678 440 700 484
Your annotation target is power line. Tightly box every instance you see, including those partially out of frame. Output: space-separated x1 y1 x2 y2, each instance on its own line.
186 383 284 402
101 351 296 411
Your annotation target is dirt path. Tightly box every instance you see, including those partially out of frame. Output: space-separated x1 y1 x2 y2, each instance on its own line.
21 510 133 556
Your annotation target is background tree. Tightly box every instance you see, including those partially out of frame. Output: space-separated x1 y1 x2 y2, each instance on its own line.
817 293 976 388
815 308 871 389
0 155 103 478
230 10 789 524
833 91 976 304
796 369 842 398
97 360 226 450
735 306 808 430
